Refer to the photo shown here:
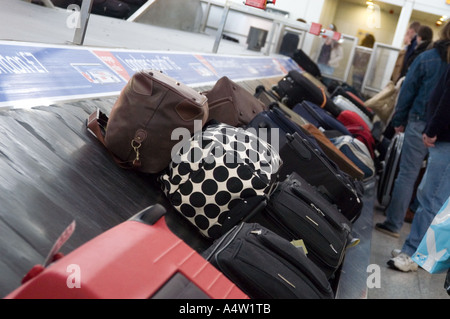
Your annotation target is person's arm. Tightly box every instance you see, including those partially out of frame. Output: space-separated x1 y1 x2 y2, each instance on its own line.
390 56 424 128
423 66 450 144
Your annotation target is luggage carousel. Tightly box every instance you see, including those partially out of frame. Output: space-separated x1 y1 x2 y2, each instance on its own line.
0 0 376 299
0 76 376 299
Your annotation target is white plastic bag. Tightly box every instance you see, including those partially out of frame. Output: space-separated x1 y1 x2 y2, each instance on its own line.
412 196 450 274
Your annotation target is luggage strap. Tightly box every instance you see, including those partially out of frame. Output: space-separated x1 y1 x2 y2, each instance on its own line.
319 87 327 109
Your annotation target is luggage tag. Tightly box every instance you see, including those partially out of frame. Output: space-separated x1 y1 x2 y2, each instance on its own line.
291 239 308 255
21 221 76 284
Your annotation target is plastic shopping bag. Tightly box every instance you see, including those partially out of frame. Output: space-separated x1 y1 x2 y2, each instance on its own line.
412 196 450 274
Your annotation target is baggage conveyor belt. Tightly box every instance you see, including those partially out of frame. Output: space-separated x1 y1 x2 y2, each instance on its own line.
0 77 376 299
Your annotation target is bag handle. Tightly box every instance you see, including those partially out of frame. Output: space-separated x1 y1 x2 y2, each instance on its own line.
87 109 109 146
87 109 139 170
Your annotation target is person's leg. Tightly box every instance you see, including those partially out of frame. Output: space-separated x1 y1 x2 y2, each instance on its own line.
388 143 450 272
378 120 428 233
401 143 450 256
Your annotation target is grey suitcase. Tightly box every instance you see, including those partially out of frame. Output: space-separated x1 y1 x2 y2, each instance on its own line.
377 133 404 207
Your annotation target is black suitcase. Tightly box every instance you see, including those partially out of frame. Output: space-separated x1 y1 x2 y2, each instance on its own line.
250 172 354 279
273 70 341 117
279 132 364 223
292 101 351 136
291 49 322 79
203 222 334 299
246 106 323 152
278 33 300 57
377 133 404 207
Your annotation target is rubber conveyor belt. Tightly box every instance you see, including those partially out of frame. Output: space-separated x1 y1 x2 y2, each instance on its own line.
0 78 375 299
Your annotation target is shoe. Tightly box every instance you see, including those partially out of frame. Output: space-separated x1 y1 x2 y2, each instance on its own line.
375 223 400 238
391 249 401 257
387 253 418 272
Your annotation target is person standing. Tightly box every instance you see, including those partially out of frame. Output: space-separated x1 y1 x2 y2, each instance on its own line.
388 61 450 272
315 24 344 76
352 33 375 91
375 20 450 238
391 21 421 83
399 25 434 80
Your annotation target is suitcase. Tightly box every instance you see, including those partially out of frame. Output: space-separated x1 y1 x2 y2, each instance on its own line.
203 222 335 299
291 49 322 79
246 107 324 156
302 124 365 180
278 32 300 57
253 86 309 129
377 133 404 207
5 204 248 299
331 86 375 121
292 101 351 136
333 95 373 130
273 70 342 117
250 172 355 279
331 135 375 180
337 110 376 158
160 122 281 240
278 132 364 223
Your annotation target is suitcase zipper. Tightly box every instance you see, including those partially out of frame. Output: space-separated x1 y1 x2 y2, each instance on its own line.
287 133 362 217
289 183 348 232
255 229 331 294
265 199 344 270
301 102 326 127
211 225 306 298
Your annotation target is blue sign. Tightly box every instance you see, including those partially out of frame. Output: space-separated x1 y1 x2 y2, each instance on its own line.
0 41 300 107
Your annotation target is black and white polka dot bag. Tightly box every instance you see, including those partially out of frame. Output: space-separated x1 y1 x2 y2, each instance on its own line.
160 123 282 239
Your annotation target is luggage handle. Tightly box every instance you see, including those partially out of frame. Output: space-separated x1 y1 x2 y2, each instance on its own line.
87 109 109 145
221 196 267 235
86 109 139 170
129 204 166 225
285 133 311 160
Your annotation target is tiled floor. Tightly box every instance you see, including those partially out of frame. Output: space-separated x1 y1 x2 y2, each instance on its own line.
368 203 449 299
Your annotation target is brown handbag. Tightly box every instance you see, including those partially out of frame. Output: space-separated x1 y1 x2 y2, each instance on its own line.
205 76 267 127
87 70 209 174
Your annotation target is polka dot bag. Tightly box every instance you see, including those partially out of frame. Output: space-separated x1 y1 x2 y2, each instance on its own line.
160 123 282 239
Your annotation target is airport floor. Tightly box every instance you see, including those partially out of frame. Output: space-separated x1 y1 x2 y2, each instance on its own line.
368 201 449 299
1 0 449 299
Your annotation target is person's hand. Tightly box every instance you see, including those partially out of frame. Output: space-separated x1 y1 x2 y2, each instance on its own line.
394 125 405 134
423 134 437 147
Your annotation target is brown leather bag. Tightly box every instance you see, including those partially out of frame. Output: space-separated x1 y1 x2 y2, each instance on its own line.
87 70 209 174
205 76 267 126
